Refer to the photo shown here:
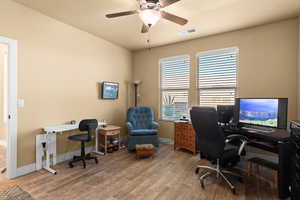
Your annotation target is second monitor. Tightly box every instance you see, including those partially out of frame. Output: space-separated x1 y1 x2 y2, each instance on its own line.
234 98 288 129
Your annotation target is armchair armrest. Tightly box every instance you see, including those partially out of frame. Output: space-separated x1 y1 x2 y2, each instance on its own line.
225 134 249 156
126 122 134 130
151 121 160 129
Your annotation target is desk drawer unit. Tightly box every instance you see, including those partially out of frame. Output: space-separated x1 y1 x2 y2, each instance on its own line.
174 122 196 154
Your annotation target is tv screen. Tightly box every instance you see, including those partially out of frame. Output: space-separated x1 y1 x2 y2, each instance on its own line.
239 99 279 128
102 82 119 99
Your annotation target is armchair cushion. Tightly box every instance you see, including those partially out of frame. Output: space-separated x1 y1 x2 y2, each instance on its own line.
129 129 158 136
126 122 134 130
151 121 160 129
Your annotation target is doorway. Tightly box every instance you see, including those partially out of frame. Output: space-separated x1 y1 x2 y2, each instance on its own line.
0 37 17 179
0 43 8 180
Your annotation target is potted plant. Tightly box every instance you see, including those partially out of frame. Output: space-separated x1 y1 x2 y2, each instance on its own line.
163 95 176 119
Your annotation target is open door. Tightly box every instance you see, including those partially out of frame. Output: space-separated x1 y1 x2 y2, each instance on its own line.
0 43 8 179
0 36 17 179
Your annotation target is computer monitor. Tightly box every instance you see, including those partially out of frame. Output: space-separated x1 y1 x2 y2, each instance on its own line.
217 105 234 125
234 98 288 129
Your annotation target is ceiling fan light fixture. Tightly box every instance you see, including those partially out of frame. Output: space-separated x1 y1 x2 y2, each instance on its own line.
139 9 161 27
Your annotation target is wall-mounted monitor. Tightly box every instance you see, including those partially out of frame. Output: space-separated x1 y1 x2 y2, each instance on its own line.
102 82 119 99
234 98 288 129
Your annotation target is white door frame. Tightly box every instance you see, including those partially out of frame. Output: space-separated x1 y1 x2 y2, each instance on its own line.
0 36 18 179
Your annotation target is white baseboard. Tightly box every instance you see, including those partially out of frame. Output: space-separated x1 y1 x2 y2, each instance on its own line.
56 146 94 163
159 137 174 144
16 140 173 178
16 146 95 177
0 140 7 147
16 163 36 177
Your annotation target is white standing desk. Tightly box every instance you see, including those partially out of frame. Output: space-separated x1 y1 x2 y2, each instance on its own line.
40 122 106 174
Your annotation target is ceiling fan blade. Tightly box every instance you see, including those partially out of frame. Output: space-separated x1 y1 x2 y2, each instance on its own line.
161 0 181 8
141 24 149 33
161 11 188 25
106 10 138 18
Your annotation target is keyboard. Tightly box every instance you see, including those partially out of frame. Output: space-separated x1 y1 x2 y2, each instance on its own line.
241 126 274 133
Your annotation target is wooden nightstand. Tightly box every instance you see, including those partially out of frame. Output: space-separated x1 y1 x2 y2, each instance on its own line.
174 121 196 154
99 125 121 155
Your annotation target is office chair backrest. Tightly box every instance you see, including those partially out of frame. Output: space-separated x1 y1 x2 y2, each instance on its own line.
79 119 98 141
190 107 225 160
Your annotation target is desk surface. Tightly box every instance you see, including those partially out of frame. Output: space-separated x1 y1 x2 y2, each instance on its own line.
224 127 289 142
99 125 121 131
44 122 106 133
224 127 290 153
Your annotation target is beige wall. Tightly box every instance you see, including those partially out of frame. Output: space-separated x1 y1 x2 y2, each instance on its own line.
0 0 133 167
0 44 7 142
0 0 299 168
133 18 299 139
298 17 300 120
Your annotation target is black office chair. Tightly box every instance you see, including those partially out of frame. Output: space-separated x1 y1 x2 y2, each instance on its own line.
68 119 98 168
190 107 248 194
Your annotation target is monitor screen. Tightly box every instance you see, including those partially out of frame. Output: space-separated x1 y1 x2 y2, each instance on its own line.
239 99 279 128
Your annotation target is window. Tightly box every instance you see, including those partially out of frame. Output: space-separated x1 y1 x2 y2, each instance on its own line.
197 48 238 107
160 55 190 121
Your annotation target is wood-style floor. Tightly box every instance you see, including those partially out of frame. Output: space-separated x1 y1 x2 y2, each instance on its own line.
0 144 278 200
0 145 5 170
0 145 6 180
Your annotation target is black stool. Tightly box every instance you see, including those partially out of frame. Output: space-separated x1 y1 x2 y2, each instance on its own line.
68 119 98 168
247 157 278 188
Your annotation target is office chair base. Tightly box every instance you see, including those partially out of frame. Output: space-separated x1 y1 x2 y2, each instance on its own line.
196 165 242 194
69 153 98 168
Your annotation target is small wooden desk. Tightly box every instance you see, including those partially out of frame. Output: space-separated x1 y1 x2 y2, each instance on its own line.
99 125 121 155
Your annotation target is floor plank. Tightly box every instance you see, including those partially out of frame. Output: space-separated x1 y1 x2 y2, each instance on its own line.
0 145 6 181
0 144 278 200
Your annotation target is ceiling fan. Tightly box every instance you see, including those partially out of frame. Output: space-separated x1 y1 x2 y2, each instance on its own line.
105 0 188 33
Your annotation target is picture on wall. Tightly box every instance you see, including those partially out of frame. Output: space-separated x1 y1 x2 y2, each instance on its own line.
102 82 119 99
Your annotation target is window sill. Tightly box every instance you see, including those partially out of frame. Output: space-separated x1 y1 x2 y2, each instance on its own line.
158 119 177 123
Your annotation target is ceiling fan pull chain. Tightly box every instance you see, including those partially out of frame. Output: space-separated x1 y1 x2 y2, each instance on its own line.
147 31 151 50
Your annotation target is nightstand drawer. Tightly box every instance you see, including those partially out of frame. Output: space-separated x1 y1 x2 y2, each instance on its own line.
174 122 196 154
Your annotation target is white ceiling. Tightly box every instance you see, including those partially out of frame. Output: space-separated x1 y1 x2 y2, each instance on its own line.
14 0 300 50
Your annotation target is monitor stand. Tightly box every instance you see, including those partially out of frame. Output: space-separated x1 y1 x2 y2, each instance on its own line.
241 125 275 133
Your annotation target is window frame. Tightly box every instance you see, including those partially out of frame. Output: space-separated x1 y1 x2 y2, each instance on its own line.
159 55 190 121
196 47 239 107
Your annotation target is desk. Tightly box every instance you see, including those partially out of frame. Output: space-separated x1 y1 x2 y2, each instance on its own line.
224 127 290 199
38 121 106 174
224 127 290 153
99 125 121 155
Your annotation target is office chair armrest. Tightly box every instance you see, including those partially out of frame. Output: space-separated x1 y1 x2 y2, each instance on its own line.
225 134 249 142
225 134 249 156
151 121 160 129
126 122 134 130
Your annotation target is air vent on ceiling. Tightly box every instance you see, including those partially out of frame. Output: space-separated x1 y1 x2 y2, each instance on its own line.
179 29 196 35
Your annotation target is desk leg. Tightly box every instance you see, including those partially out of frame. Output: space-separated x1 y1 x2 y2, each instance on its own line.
118 134 121 150
93 128 104 156
43 133 57 175
104 135 107 155
44 152 57 175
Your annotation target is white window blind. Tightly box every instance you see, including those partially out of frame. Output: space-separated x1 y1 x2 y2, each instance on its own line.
198 48 238 107
160 56 190 120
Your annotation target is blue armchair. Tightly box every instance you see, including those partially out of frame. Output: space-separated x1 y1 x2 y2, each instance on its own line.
126 107 160 150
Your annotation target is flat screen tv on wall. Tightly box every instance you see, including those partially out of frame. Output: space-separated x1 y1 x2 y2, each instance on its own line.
102 82 119 99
